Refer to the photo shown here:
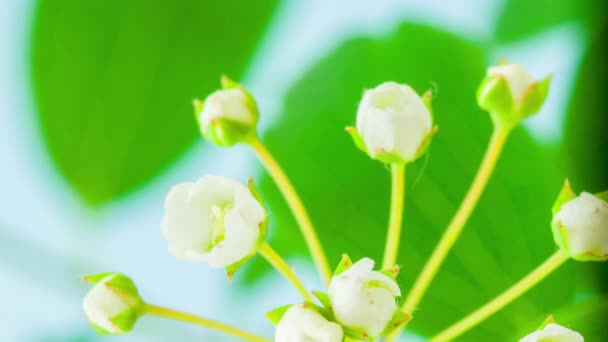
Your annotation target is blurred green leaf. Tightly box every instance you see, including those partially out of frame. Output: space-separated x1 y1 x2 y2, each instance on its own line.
495 0 604 42
250 23 599 339
551 296 608 340
563 21 608 201
31 0 277 205
562 20 608 308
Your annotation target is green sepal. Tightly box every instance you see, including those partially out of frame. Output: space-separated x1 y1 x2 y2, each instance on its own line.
551 219 570 258
520 75 551 118
374 151 406 165
571 250 608 262
104 273 139 296
221 74 240 89
248 177 265 206
312 291 332 311
342 325 372 341
110 306 144 333
82 272 114 284
203 118 256 147
345 126 368 154
193 98 204 118
303 301 335 322
89 322 111 336
595 190 608 202
226 254 255 281
422 90 434 118
552 180 576 216
379 265 400 281
265 304 293 325
334 254 353 276
220 75 259 122
536 314 555 330
550 181 574 255
477 75 514 120
379 310 412 337
410 125 439 162
248 177 269 248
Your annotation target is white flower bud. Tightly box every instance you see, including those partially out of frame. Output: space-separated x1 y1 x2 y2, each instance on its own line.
275 304 343 342
195 76 259 147
82 273 145 335
162 175 267 269
519 323 583 342
553 192 608 261
328 258 401 338
350 81 434 164
487 64 535 108
478 63 550 127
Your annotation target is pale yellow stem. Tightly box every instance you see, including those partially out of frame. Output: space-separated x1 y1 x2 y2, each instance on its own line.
382 164 406 269
259 241 313 301
430 250 569 341
145 304 271 342
385 127 510 342
248 137 332 285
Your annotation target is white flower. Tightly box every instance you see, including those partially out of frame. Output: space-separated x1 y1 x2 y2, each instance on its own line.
553 192 608 261
162 175 266 267
328 258 401 338
486 64 535 108
519 323 583 342
83 273 144 334
355 82 433 162
275 304 343 342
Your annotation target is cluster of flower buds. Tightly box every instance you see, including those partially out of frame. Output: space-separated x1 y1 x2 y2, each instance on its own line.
552 181 608 261
269 256 410 341
80 66 603 341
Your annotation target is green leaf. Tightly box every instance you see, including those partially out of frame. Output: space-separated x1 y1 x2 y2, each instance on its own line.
31 0 278 205
252 23 595 339
495 0 605 43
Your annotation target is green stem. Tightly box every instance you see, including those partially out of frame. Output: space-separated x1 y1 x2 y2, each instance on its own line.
259 241 313 301
145 304 271 342
248 136 332 285
385 127 510 342
382 164 406 269
430 250 569 342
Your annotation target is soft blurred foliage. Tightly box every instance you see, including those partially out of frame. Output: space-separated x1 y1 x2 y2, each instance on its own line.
31 0 277 204
12 0 607 340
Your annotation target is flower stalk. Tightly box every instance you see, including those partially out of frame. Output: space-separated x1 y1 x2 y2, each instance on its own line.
259 241 313 301
430 250 569 342
382 164 406 269
248 136 332 285
145 304 271 342
385 126 510 342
